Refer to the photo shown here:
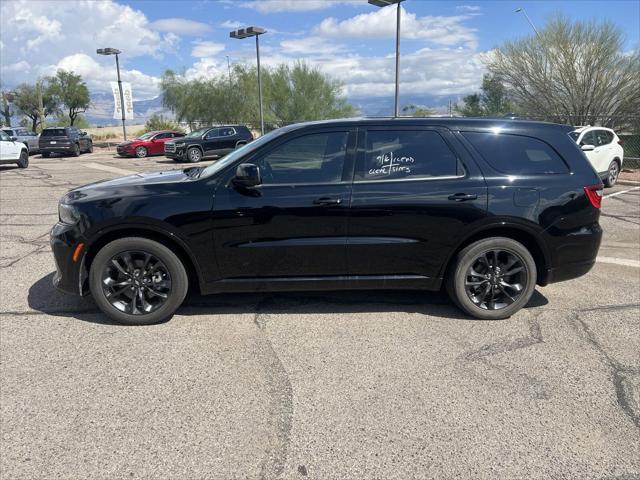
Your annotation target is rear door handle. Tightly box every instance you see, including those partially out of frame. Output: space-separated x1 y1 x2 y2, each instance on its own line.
448 193 478 202
313 197 342 206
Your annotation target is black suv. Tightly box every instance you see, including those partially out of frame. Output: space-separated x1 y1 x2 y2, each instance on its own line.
39 127 93 157
164 125 253 162
50 118 603 325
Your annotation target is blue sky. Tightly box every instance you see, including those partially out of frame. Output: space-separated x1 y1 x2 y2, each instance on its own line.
1 0 638 104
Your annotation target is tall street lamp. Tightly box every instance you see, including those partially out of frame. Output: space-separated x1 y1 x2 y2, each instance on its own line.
515 8 550 80
97 47 127 141
369 0 404 117
230 26 266 135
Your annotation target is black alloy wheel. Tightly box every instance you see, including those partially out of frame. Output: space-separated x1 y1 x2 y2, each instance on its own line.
101 250 172 315
464 249 527 310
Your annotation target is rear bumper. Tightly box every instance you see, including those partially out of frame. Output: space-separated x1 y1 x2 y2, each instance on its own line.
40 145 74 154
542 223 602 285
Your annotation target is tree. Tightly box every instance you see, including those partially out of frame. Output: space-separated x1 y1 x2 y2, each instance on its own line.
488 15 640 126
160 61 356 130
12 82 59 132
455 74 511 117
401 104 435 117
143 114 183 134
49 70 90 126
1 89 14 127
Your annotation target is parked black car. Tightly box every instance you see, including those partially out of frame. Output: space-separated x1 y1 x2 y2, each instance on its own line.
164 125 253 162
51 118 603 325
39 127 93 157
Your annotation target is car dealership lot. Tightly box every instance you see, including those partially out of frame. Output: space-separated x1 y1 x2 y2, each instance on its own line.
1 151 639 479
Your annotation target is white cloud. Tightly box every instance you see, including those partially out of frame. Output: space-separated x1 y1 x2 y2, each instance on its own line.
315 6 478 48
280 37 345 55
456 5 481 12
220 20 242 29
41 54 160 99
231 0 363 13
191 41 225 58
0 0 172 98
150 18 212 36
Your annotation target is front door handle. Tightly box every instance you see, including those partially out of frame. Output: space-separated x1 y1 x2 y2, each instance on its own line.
313 197 342 206
448 193 478 202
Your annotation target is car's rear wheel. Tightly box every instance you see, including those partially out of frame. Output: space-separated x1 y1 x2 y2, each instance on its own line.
135 146 148 158
446 237 537 320
72 143 81 157
604 160 619 187
89 237 188 325
17 150 29 168
187 147 202 163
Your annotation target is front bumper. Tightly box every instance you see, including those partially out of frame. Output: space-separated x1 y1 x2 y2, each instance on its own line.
50 222 87 296
116 146 135 157
164 145 186 160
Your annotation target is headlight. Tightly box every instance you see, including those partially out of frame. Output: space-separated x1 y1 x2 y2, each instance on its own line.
58 203 80 224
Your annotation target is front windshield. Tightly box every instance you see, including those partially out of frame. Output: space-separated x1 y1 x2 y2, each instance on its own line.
200 127 290 178
137 132 155 140
185 128 209 138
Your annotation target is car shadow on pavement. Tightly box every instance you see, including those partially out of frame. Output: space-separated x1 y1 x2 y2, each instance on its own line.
0 165 20 171
28 272 549 325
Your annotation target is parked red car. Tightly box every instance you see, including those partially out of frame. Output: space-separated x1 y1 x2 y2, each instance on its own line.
116 131 185 158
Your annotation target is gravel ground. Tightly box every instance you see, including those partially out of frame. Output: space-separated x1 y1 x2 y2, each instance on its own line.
1 151 639 480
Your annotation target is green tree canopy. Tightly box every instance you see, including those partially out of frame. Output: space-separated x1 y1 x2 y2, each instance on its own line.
488 15 640 126
455 74 512 117
401 104 435 117
12 81 59 132
49 70 90 126
161 61 356 131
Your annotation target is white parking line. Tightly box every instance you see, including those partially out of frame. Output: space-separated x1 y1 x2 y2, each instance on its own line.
596 256 640 268
603 186 640 199
83 163 138 176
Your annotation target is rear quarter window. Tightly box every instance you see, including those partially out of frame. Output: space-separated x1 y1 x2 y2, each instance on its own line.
462 131 569 175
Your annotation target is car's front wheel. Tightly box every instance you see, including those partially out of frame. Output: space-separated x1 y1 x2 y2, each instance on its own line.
89 237 188 325
446 237 537 320
135 146 148 158
186 147 202 163
604 160 620 188
17 150 29 168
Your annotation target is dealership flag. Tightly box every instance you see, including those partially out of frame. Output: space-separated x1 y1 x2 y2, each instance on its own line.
110 82 134 120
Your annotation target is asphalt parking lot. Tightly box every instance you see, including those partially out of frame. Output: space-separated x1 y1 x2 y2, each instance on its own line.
1 150 639 479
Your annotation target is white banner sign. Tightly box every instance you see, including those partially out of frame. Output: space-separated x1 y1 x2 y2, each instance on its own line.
110 81 134 120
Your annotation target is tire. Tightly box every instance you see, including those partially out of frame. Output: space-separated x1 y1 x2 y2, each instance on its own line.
89 237 189 325
86 141 94 153
604 160 619 188
446 237 537 320
186 147 202 163
72 143 81 157
42 152 50 158
17 150 29 168
135 146 148 158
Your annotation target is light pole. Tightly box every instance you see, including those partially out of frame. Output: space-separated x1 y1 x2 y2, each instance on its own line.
515 8 550 82
515 8 541 40
230 26 266 135
226 55 232 89
97 47 127 141
369 0 404 117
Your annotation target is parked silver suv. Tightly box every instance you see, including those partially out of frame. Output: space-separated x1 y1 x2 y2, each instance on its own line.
1 127 39 154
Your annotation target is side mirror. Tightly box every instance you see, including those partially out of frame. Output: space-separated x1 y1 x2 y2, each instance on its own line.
233 163 262 188
581 144 595 152
10 136 17 141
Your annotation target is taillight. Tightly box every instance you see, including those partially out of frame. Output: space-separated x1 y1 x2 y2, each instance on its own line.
584 184 603 209
617 138 624 146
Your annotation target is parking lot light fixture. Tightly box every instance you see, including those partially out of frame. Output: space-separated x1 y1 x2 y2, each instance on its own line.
96 47 127 141
368 0 404 117
230 26 266 135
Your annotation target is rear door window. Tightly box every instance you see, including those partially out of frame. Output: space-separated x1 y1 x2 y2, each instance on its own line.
220 127 236 137
595 130 613 145
463 131 569 175
357 129 462 181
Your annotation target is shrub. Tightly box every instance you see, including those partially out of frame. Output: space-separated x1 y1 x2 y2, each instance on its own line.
143 114 182 134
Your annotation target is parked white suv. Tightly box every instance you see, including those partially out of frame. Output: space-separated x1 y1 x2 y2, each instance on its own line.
0 129 29 168
569 126 624 187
